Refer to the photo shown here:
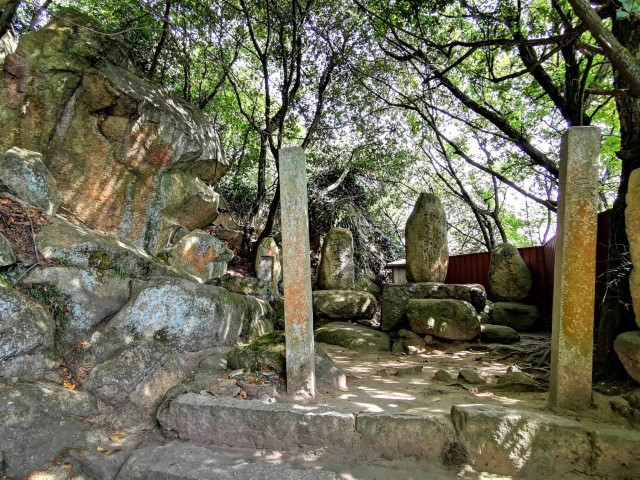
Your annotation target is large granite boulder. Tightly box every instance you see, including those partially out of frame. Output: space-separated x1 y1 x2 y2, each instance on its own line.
407 299 481 341
381 282 486 332
317 227 355 290
0 232 16 266
0 283 54 379
0 147 60 214
405 193 449 283
488 243 532 301
614 331 640 384
226 331 347 393
0 9 227 252
488 302 539 331
0 381 97 478
36 217 179 279
166 229 233 282
22 266 131 344
84 340 186 418
105 276 273 351
314 321 391 353
626 169 640 327
312 290 377 322
254 236 282 291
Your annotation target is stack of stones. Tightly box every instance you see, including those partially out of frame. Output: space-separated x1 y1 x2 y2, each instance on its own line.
382 193 521 354
486 242 539 333
312 228 377 325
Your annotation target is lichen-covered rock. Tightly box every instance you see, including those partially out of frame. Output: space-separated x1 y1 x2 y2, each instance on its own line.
254 237 282 291
36 217 180 279
0 147 60 214
0 9 227 251
407 299 480 341
216 275 273 302
166 230 233 282
381 283 486 332
22 266 131 344
314 321 390 353
317 228 355 290
614 331 640 384
0 233 16 266
488 302 539 331
84 340 186 417
626 169 640 327
480 324 520 344
0 284 54 379
105 277 272 351
0 381 97 478
226 331 346 393
488 243 532 301
405 193 449 283
312 290 377 322
391 329 426 355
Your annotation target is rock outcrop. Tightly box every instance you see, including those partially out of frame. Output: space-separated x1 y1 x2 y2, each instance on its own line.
488 243 532 301
404 193 449 282
312 290 377 323
317 227 355 290
0 9 227 252
165 229 233 282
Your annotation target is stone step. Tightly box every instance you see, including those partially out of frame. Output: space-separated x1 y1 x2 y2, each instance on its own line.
116 442 340 479
157 394 640 479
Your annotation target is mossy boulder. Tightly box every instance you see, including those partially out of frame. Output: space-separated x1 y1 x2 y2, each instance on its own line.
317 228 355 290
488 243 532 301
254 237 282 291
314 321 390 353
407 299 480 341
312 290 377 322
227 331 347 393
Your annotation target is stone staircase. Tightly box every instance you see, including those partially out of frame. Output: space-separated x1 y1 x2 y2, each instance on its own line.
112 394 640 479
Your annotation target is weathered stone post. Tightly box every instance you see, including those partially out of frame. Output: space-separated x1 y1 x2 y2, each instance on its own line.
549 127 600 410
279 147 315 398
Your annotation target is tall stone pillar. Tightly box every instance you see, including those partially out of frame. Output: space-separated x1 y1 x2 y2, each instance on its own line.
549 127 600 410
279 147 315 398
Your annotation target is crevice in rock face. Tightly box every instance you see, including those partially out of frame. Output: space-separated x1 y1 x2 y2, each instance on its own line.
47 78 81 156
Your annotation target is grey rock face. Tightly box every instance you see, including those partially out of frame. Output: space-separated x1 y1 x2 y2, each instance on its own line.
381 282 486 332
166 229 233 282
480 324 521 344
84 340 186 417
0 381 96 477
488 302 539 331
488 243 532 301
317 228 355 290
0 233 16 266
106 276 273 351
626 169 640 326
215 274 273 302
614 331 640 384
23 266 131 344
0 147 60 215
312 290 377 322
314 321 391 353
405 193 449 283
407 299 481 341
0 284 54 379
36 217 180 279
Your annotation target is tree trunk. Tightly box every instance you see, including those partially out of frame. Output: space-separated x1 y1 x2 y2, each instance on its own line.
594 16 640 378
0 0 20 38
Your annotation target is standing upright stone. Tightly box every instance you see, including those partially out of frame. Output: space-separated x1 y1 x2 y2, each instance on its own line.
549 127 600 410
488 243 533 301
279 147 315 398
317 228 355 290
254 237 282 291
405 193 449 282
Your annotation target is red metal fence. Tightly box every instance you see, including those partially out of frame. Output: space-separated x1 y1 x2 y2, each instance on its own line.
444 210 612 313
